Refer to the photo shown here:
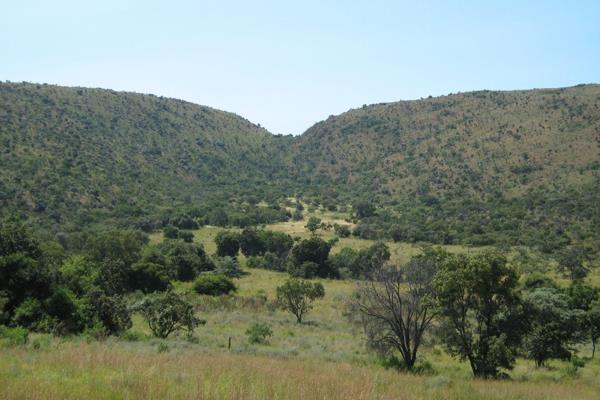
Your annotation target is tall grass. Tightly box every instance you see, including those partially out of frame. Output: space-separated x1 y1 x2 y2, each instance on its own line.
1 341 599 400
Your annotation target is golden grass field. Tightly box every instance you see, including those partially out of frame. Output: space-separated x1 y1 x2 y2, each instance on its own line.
2 212 600 400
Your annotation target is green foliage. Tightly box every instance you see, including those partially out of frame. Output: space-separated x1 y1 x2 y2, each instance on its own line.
134 291 202 338
0 325 29 347
276 278 325 323
353 201 376 218
433 250 526 378
215 231 240 258
523 288 582 367
159 240 214 281
304 217 322 234
245 321 273 344
291 237 334 278
239 228 266 257
333 223 351 238
193 274 237 296
556 246 592 281
86 291 132 335
214 256 244 278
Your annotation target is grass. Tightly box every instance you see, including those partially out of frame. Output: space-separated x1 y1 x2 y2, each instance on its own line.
1 340 599 400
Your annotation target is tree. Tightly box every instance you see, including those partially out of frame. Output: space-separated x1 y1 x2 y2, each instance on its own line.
352 242 391 279
333 224 351 238
86 230 148 294
328 247 358 279
292 210 303 221
134 291 202 338
86 291 132 335
239 228 266 257
566 283 600 358
433 250 526 378
351 256 437 370
214 231 240 257
163 225 180 240
276 278 325 323
264 231 294 257
354 201 375 218
523 288 581 367
305 217 322 234
588 300 600 358
557 246 592 281
291 237 333 278
160 241 214 281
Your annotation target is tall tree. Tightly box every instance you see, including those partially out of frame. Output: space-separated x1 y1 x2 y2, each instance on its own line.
433 250 526 378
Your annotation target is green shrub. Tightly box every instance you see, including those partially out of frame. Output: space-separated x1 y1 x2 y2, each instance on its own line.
0 325 29 347
245 322 273 344
193 274 237 296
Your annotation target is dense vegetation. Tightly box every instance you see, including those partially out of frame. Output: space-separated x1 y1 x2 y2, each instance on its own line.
1 82 599 255
0 82 293 235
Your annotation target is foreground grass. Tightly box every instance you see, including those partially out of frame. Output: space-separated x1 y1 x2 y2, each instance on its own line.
1 340 599 400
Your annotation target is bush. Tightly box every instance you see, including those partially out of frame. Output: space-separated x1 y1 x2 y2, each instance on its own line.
245 321 273 344
193 274 237 296
214 256 244 278
333 224 351 238
0 325 29 347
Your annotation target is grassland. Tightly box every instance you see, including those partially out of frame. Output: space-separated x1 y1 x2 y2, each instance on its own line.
3 211 600 399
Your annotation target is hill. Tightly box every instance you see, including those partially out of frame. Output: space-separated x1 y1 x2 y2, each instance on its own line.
293 85 600 198
1 82 599 251
0 82 293 233
292 85 600 251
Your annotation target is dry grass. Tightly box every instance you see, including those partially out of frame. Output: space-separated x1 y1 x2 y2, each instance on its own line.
1 341 599 400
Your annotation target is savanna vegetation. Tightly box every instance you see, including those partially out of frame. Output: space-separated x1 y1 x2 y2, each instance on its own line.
1 82 600 399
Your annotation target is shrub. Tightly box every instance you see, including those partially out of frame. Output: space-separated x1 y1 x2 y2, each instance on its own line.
193 274 237 296
0 325 29 347
214 256 244 278
333 224 351 238
245 321 273 344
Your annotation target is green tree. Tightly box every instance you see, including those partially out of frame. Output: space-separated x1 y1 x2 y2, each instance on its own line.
134 291 201 338
354 201 375 218
238 228 266 257
214 231 240 257
588 300 600 358
291 237 333 278
276 278 325 323
160 240 214 281
433 250 526 378
556 246 592 281
523 288 581 367
304 216 322 234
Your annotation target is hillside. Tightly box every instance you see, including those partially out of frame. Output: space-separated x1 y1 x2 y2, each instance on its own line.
0 82 293 233
1 82 599 251
293 85 600 198
292 85 600 251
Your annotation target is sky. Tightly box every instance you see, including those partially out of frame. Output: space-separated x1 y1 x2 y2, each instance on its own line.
2 1 599 135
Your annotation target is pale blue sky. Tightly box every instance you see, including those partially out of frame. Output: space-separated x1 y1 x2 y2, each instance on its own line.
2 1 599 134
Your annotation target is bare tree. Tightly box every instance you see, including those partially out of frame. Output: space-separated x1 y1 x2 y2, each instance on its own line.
351 257 437 370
